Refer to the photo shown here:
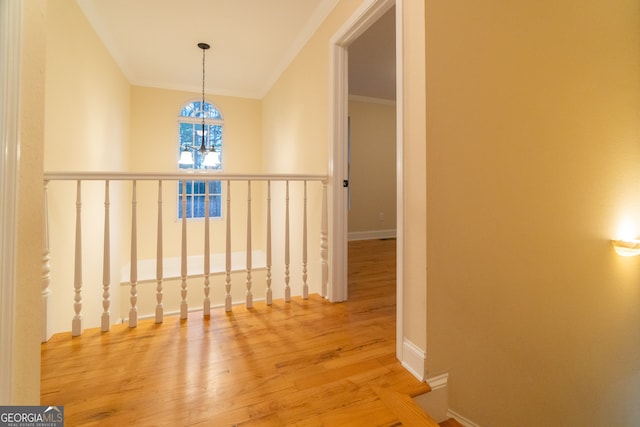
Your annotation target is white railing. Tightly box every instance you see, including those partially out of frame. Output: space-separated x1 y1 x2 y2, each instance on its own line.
42 172 328 338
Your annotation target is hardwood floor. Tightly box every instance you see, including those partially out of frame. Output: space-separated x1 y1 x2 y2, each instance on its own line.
41 239 437 426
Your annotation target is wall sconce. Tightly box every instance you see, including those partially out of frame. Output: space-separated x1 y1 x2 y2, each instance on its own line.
611 239 640 256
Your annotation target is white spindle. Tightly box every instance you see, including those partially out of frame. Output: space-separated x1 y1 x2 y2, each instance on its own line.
284 180 291 302
42 181 52 342
302 181 308 299
180 180 188 319
129 180 138 328
246 180 253 308
155 180 164 323
72 180 83 336
101 180 111 332
225 180 232 311
321 180 328 298
203 180 211 316
266 181 272 305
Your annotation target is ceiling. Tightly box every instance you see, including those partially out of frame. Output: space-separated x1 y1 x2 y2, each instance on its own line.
348 6 395 101
76 0 395 100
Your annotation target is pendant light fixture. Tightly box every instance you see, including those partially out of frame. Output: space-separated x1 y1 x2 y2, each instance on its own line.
178 42 220 167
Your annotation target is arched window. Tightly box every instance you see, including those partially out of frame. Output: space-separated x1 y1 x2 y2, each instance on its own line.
177 100 223 219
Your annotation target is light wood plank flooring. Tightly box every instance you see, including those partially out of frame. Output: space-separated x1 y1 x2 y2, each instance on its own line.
41 239 436 426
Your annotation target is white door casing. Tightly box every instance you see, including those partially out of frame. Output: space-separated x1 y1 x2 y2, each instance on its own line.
329 0 403 360
0 0 22 405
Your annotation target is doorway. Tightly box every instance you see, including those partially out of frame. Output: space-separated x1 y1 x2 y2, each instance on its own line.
330 0 403 360
346 7 397 243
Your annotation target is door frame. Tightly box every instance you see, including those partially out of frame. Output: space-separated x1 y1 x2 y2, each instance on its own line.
329 0 404 360
0 0 22 404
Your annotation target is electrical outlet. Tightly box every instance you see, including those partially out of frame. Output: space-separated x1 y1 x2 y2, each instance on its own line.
378 212 384 221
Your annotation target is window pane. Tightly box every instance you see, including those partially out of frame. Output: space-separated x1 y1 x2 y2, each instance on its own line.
185 195 193 218
210 195 221 217
203 102 222 119
179 122 194 145
179 103 196 117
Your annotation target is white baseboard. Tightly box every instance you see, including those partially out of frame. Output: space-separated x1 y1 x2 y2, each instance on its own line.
400 338 426 381
347 229 396 241
120 250 266 283
447 409 481 427
414 372 449 423
413 371 481 427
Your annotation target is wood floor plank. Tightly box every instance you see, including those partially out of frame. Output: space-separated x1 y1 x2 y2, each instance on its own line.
372 385 440 427
41 238 435 426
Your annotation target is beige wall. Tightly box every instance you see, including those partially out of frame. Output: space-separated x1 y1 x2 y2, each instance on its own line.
129 86 262 174
425 0 640 425
262 0 362 175
129 86 264 259
45 0 130 333
13 0 47 404
44 0 130 172
348 98 396 236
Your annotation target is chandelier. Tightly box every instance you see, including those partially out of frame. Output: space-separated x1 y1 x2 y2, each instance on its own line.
178 42 220 167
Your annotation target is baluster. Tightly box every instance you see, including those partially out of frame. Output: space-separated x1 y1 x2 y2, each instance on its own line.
203 180 211 316
155 180 164 323
101 180 111 332
180 180 188 319
225 180 232 311
266 181 272 305
72 180 83 336
129 180 138 328
321 180 328 298
42 181 52 342
246 180 253 308
302 180 308 299
284 180 291 302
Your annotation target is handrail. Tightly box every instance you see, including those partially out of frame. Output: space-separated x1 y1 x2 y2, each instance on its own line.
44 171 327 181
